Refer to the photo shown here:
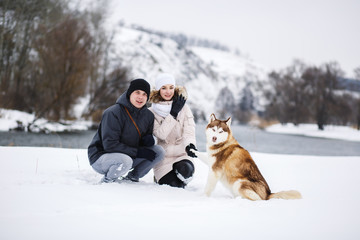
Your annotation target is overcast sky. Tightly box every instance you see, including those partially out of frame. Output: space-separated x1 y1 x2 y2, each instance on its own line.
102 0 359 77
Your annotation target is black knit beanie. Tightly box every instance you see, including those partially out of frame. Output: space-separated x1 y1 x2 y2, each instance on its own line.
126 79 150 100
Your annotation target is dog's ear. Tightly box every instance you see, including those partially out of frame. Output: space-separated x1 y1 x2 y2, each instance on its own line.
209 113 216 123
225 117 232 127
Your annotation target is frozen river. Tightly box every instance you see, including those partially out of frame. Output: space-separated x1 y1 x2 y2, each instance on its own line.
1 124 360 156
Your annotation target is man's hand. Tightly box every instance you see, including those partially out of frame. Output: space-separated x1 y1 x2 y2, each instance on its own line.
140 134 155 147
136 148 156 161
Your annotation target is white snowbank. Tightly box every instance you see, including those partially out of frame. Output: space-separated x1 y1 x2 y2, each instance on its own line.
0 108 92 133
266 123 360 142
0 146 359 240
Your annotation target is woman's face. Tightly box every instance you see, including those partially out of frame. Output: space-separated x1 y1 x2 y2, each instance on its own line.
129 90 148 108
159 84 175 101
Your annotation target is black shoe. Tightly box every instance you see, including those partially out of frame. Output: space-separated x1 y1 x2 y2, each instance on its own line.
100 176 116 183
123 175 139 182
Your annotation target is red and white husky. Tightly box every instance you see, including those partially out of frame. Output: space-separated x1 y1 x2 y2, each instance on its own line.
191 114 302 200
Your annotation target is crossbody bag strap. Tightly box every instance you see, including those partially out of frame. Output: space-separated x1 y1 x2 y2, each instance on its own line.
124 106 141 138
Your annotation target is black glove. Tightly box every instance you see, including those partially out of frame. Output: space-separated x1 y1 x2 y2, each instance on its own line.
170 95 186 119
136 148 156 161
140 134 155 147
185 143 198 158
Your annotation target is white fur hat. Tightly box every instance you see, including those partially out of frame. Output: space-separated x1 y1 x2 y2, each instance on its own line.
155 73 176 90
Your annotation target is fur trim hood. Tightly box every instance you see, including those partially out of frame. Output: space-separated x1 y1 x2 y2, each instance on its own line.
149 86 188 103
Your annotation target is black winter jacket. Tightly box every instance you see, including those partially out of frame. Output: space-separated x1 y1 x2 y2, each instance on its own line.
88 92 154 165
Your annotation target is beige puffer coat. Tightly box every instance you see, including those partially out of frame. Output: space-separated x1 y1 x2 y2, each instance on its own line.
149 86 196 181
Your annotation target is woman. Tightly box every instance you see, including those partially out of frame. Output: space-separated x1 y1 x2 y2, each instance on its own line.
149 73 197 188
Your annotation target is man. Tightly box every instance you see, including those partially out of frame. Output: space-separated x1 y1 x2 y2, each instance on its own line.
88 78 165 183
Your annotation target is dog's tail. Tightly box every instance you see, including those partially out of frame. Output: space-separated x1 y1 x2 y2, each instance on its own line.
269 190 302 200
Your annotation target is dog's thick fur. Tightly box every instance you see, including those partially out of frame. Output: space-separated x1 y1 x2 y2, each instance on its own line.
191 114 302 200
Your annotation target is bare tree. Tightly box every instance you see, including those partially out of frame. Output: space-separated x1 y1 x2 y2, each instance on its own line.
264 60 311 125
263 60 350 129
85 66 129 123
355 67 360 130
1 0 130 130
330 93 355 125
80 0 130 122
302 62 343 130
0 0 64 110
31 15 93 122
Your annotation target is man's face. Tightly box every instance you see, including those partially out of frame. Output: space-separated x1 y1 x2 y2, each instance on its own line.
129 90 148 109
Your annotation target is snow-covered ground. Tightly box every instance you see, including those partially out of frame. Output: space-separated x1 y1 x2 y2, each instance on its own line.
1 146 359 240
266 123 360 142
1 109 360 239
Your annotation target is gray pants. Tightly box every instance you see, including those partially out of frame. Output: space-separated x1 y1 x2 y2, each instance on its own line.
91 145 165 181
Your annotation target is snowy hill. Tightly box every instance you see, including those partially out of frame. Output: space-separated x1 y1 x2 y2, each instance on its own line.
109 25 268 120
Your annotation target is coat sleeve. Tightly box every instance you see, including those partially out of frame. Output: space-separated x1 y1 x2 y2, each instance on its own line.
153 114 178 142
145 113 155 136
101 110 137 157
181 105 196 147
